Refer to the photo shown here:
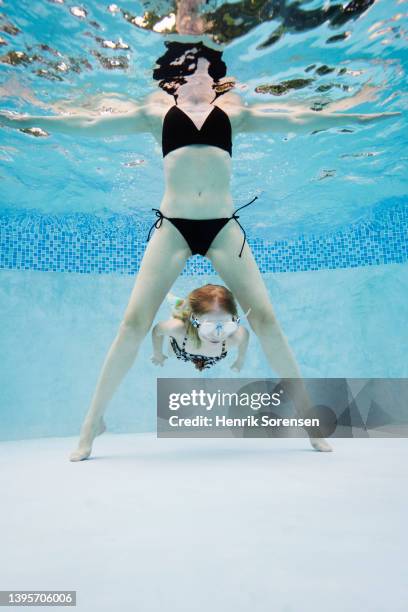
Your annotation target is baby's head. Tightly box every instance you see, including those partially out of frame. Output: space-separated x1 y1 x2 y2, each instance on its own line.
173 284 240 347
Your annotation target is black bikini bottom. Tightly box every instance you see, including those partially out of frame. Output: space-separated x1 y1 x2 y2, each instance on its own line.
145 196 258 258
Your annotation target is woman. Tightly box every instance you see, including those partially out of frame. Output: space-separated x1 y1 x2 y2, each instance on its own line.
151 284 250 372
1 41 399 459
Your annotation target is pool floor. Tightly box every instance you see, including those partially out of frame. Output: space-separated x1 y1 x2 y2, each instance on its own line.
0 433 407 611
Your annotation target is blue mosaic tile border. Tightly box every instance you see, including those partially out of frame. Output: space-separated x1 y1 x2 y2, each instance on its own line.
0 202 407 275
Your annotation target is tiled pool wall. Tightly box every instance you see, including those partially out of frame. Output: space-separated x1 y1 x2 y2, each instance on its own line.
1 201 407 275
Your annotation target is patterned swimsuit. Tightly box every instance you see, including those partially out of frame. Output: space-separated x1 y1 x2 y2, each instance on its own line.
169 334 228 371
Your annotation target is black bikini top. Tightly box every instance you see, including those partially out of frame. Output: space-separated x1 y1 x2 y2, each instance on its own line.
162 104 232 158
169 334 228 372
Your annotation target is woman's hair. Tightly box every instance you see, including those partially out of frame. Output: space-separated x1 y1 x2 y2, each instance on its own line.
152 41 235 102
172 284 239 349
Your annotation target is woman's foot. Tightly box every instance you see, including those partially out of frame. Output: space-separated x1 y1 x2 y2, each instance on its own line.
310 436 333 452
69 417 107 462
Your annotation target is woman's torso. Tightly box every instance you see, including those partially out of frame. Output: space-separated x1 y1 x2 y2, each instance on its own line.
143 91 245 218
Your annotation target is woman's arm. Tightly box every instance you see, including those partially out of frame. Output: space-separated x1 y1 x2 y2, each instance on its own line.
230 327 250 372
241 105 401 134
0 105 151 137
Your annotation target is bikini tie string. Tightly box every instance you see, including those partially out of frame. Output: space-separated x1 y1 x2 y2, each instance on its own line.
231 195 259 258
146 195 259 255
146 208 166 243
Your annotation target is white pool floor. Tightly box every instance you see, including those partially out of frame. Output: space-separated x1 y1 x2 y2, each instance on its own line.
0 433 407 612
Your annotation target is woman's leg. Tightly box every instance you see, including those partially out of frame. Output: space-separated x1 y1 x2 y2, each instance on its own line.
69 221 192 461
206 221 332 452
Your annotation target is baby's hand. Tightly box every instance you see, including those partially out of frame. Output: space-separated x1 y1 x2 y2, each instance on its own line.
151 354 168 367
230 360 243 373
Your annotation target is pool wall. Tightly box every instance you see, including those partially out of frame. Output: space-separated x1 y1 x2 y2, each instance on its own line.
1 198 407 275
1 261 407 442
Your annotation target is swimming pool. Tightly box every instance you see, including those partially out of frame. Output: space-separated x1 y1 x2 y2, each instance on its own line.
0 0 407 441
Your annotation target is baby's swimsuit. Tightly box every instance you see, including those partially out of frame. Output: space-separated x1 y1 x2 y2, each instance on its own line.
170 333 227 372
145 103 258 257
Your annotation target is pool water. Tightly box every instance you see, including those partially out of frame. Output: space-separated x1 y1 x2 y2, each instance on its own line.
0 0 407 440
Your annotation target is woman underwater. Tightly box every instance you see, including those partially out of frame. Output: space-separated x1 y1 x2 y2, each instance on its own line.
1 41 400 459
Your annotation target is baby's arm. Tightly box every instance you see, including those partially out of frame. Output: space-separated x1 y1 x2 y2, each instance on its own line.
230 326 250 372
151 319 184 366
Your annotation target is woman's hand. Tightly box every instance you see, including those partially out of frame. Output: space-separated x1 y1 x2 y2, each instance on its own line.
356 111 401 123
151 353 168 367
0 110 27 128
